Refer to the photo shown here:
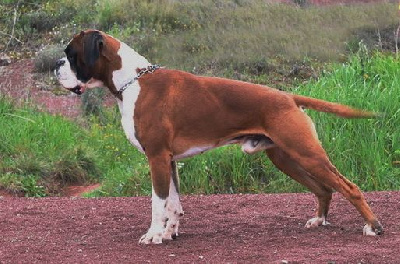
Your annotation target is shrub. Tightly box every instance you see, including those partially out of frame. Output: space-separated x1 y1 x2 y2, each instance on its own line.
81 88 106 121
34 44 65 72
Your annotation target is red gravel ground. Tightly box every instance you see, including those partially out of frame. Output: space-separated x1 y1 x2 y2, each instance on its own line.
0 192 399 263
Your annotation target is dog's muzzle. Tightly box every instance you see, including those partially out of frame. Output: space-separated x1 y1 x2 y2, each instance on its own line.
54 59 84 95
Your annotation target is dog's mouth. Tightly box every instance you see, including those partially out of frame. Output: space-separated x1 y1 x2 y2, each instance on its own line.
67 85 85 95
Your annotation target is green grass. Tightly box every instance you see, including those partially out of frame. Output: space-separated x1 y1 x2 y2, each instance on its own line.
0 98 101 196
1 52 399 197
296 52 400 190
2 1 398 80
141 1 397 73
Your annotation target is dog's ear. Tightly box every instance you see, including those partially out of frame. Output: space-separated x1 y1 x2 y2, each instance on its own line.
83 31 104 67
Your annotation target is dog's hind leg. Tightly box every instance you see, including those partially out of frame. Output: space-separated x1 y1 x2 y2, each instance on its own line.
266 147 333 228
268 110 383 235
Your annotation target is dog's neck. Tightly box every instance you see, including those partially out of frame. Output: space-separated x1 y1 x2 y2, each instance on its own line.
111 41 151 97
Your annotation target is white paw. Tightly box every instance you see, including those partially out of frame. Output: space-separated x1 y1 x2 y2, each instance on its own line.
162 203 184 240
139 227 164 245
305 217 330 228
363 224 377 236
162 220 179 240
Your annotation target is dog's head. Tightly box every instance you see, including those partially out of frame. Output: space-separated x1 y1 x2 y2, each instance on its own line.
54 30 121 94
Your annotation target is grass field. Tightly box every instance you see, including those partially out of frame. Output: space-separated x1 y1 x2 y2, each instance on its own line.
1 52 399 196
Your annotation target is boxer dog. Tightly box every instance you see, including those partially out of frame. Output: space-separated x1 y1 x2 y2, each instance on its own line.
55 30 383 244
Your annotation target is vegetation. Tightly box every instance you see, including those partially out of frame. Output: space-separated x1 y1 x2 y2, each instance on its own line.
297 50 400 191
0 97 100 196
2 1 398 83
1 51 399 197
0 0 399 196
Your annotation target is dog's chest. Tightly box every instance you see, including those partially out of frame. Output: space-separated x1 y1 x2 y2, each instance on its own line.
117 85 144 153
113 42 149 153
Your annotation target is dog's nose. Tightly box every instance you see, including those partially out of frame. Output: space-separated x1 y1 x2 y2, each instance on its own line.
55 59 65 69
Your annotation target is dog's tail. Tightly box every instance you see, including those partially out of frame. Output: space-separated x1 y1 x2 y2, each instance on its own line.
292 94 378 118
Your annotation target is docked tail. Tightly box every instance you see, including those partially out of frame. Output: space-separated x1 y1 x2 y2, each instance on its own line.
292 94 377 118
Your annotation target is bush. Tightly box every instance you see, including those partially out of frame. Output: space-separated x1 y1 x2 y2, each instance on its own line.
81 88 106 121
34 44 65 72
22 11 58 33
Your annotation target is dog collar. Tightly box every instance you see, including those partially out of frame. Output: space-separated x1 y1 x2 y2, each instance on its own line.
117 65 162 95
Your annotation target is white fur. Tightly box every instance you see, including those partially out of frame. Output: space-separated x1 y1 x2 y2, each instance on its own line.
305 216 330 228
113 41 150 153
139 177 184 244
162 178 184 240
54 58 81 89
363 224 377 236
173 146 213 160
139 188 167 244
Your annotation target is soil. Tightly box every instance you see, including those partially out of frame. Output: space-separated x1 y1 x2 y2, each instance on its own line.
0 59 84 118
1 23 400 262
0 192 399 263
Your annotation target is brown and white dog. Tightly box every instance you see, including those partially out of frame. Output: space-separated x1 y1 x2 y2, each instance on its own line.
55 30 383 244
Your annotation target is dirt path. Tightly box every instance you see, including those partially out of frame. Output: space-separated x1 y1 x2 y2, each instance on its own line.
0 192 399 263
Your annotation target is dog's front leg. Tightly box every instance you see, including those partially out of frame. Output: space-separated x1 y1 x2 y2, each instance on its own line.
139 152 170 244
139 187 167 244
162 161 184 240
139 152 183 244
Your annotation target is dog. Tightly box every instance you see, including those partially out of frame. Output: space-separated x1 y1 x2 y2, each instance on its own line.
55 30 383 244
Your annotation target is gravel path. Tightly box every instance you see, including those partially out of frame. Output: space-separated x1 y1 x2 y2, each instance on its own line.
0 192 399 263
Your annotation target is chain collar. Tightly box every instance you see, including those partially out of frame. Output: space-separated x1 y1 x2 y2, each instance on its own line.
117 65 162 95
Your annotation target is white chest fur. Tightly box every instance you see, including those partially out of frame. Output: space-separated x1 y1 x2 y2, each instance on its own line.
113 41 150 153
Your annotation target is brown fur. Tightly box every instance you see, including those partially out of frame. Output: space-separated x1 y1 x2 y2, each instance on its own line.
135 69 382 234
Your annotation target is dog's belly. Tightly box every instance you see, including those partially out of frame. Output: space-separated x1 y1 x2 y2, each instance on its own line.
173 145 214 160
172 135 275 160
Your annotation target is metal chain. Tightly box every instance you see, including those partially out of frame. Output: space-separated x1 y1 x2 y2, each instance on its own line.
118 64 162 95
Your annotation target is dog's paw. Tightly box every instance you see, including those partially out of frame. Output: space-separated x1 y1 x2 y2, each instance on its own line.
305 217 330 229
363 222 383 236
139 228 164 245
162 210 184 240
162 217 182 240
161 198 184 240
